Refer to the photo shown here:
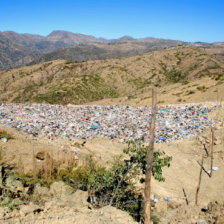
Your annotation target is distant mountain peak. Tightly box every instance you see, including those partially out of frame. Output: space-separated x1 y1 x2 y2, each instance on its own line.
47 30 74 37
46 30 108 45
118 35 135 41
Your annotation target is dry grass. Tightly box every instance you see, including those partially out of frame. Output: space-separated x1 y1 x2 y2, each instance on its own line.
0 46 223 105
0 129 14 140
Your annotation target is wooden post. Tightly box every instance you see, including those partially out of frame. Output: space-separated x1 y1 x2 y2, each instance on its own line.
144 88 157 224
195 155 204 205
203 144 209 157
182 188 189 205
44 151 48 178
210 127 214 177
50 150 53 179
33 149 37 179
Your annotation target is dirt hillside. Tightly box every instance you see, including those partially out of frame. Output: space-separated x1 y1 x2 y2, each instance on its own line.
0 46 223 105
0 106 223 223
0 107 223 204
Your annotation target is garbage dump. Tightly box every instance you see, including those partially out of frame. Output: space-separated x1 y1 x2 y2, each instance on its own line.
0 103 220 143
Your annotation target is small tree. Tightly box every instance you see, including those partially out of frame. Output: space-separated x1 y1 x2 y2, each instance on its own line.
123 141 172 182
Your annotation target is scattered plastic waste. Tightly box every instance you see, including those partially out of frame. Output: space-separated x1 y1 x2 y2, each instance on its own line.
166 196 170 202
208 167 219 174
35 183 41 188
69 178 75 183
151 194 159 203
0 103 218 143
93 196 98 204
158 136 165 141
1 137 8 142
212 167 219 171
62 133 67 137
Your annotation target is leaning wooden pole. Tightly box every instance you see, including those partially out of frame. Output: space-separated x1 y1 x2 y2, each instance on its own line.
210 127 214 177
195 155 204 205
32 149 37 179
144 88 157 224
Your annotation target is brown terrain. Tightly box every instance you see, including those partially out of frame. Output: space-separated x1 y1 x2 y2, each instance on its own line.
0 46 224 105
0 106 223 223
0 40 224 223
0 30 183 71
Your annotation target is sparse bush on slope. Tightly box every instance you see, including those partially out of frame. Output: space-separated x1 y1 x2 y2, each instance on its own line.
5 141 171 221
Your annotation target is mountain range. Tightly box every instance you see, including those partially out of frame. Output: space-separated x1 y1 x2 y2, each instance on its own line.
0 30 224 106
2 30 224 71
0 30 185 70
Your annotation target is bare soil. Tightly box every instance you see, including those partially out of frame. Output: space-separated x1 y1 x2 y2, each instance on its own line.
0 106 223 223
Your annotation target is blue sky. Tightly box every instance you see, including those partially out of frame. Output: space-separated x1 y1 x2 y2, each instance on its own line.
0 0 223 42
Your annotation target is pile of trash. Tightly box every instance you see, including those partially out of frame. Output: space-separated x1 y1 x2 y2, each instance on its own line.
0 103 219 143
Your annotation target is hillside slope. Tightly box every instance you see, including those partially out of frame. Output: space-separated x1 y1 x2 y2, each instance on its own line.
28 38 184 65
0 31 108 70
0 46 224 105
0 30 184 70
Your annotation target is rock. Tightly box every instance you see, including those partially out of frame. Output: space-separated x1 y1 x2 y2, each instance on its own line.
19 202 40 216
72 142 81 148
36 151 51 160
44 200 56 211
155 201 168 212
49 181 74 199
98 206 137 223
44 199 68 211
214 137 222 145
33 186 51 202
168 201 178 209
70 190 89 207
36 151 45 160
34 186 50 197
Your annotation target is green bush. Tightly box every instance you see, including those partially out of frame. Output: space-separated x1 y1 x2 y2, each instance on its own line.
213 73 224 81
123 141 172 182
166 71 184 83
9 141 171 221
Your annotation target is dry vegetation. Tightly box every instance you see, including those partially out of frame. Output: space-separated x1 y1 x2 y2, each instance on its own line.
0 46 224 105
0 129 14 140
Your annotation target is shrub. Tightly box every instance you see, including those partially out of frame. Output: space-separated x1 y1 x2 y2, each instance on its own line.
8 141 172 221
123 141 172 182
213 73 224 81
196 86 207 92
166 71 184 83
182 80 189 85
186 90 195 95
65 60 73 64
